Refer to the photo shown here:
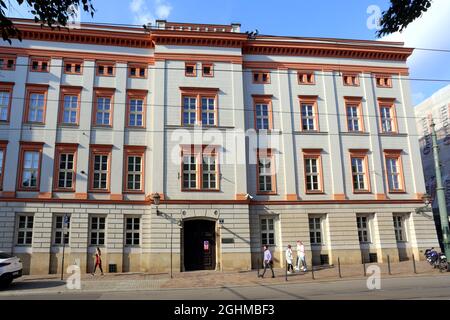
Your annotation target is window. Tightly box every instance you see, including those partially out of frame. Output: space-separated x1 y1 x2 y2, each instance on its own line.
0 83 13 122
59 87 81 125
257 149 275 194
53 215 70 245
393 215 406 242
299 96 319 131
309 217 322 244
303 149 323 193
127 90 147 128
253 96 272 131
90 216 105 246
16 215 33 245
96 62 115 76
64 60 82 74
0 56 15 70
129 64 147 78
89 145 112 192
252 71 270 84
298 71 315 85
202 63 213 77
25 85 48 124
124 146 145 192
125 217 140 246
384 150 404 192
54 144 77 191
181 145 219 191
350 150 370 193
375 75 392 88
345 97 364 132
18 143 43 191
181 88 218 126
343 73 359 86
356 215 370 243
379 99 397 133
30 58 49 72
0 142 5 190
185 63 196 76
93 88 115 127
261 218 275 246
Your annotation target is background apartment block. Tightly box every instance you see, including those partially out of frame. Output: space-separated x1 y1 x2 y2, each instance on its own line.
0 19 439 275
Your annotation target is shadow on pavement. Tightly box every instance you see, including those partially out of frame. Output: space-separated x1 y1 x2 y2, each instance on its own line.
3 280 65 291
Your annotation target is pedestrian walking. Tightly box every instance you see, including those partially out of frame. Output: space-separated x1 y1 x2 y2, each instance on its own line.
259 245 275 278
286 244 294 274
92 247 104 276
295 240 307 272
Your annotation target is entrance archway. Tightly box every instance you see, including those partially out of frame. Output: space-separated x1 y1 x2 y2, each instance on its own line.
183 219 216 271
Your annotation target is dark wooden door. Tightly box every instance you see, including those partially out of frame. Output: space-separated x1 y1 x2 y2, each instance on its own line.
183 220 216 271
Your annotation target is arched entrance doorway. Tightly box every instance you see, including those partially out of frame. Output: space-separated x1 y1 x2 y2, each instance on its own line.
183 219 216 271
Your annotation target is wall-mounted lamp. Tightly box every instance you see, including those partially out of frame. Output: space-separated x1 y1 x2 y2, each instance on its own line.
152 193 162 216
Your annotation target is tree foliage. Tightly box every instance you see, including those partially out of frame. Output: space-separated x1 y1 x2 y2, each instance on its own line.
377 0 433 37
1 0 95 44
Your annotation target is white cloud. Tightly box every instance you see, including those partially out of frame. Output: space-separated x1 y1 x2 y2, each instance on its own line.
156 4 172 19
129 0 172 25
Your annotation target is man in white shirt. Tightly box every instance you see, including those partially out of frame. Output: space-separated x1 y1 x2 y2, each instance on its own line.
296 240 307 271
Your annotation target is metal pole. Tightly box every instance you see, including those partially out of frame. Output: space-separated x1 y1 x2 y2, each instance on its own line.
170 213 173 279
257 259 260 278
285 260 288 281
338 257 342 278
311 265 315 280
387 255 391 275
363 257 366 277
412 254 417 274
431 120 450 271
61 238 66 281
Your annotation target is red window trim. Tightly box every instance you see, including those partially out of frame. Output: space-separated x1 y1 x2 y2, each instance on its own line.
252 94 273 131
383 149 405 193
29 57 50 73
252 70 271 84
375 74 393 88
58 86 82 126
63 59 83 75
128 64 148 79
344 96 365 133
23 84 49 125
378 98 398 134
0 82 14 123
342 72 360 87
96 61 116 77
349 149 371 194
185 62 197 77
0 55 16 71
180 87 219 127
17 141 44 192
302 148 324 194
0 140 7 191
180 144 220 192
88 144 113 193
53 143 78 192
299 95 320 132
202 63 214 77
256 148 277 195
123 145 146 194
298 71 315 85
92 87 115 128
126 89 147 128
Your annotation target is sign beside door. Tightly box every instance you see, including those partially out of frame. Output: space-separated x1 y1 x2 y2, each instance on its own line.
203 240 209 251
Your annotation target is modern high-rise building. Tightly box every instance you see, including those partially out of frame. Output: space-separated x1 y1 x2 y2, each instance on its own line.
0 19 439 275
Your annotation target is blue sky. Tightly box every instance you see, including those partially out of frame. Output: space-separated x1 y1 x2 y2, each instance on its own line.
8 0 450 105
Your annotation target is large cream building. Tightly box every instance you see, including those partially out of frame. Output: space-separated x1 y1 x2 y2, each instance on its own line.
0 19 439 275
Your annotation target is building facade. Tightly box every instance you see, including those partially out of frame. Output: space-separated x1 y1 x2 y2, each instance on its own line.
415 84 450 247
0 19 439 275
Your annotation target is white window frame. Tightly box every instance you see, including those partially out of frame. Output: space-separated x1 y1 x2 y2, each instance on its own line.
255 103 270 130
386 157 401 191
16 214 33 246
305 157 320 191
301 103 315 130
356 215 371 243
347 105 360 131
28 93 45 123
260 217 275 246
53 214 70 246
57 153 75 189
93 154 108 190
381 106 394 133
126 155 142 191
183 96 197 125
258 155 273 192
89 215 106 246
182 154 197 189
351 157 366 191
202 155 217 190
393 214 407 242
22 151 40 188
201 97 216 126
309 216 322 245
125 216 140 246
128 98 144 127
62 95 78 124
96 97 111 125
0 91 10 121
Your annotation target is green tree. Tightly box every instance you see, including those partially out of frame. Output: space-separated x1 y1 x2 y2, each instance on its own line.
377 0 433 37
1 0 95 43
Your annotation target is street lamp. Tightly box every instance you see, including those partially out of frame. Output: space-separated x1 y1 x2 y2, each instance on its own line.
415 193 432 214
61 214 69 281
152 193 161 215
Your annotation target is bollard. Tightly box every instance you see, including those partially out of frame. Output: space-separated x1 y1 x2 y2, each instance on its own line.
257 259 260 278
412 254 417 274
311 265 315 280
285 260 288 281
338 257 342 278
387 255 391 275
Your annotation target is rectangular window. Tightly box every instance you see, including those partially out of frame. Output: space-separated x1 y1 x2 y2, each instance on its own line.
253 71 270 84
299 96 319 131
64 60 82 74
181 145 219 191
202 63 213 77
125 217 140 246
379 100 397 133
254 96 272 130
183 96 197 126
185 63 196 77
0 144 5 190
376 75 392 88
345 98 364 132
303 149 323 193
16 214 33 245
59 87 81 125
350 150 370 193
343 73 359 86
0 56 15 70
261 218 275 246
97 62 115 76
18 143 43 191
356 215 370 243
181 89 218 127
54 144 77 192
129 64 147 78
89 145 112 192
257 149 275 194
309 217 322 244
393 215 406 242
0 84 13 122
53 214 70 245
25 85 48 124
30 58 49 72
385 151 404 192
94 89 115 127
298 71 315 85
127 90 147 128
201 97 216 126
90 216 105 246
124 146 145 193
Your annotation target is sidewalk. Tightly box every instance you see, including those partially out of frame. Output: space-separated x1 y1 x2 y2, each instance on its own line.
1 260 447 296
